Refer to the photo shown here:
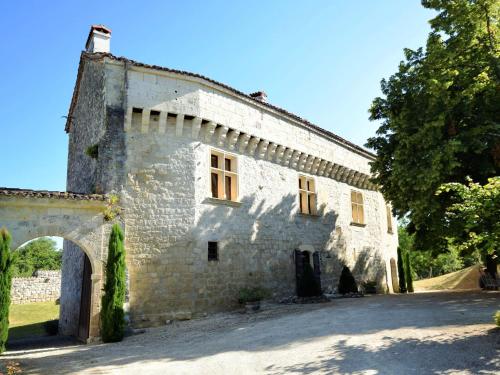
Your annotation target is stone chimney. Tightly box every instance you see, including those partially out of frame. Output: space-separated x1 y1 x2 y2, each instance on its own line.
85 25 112 53
250 91 268 103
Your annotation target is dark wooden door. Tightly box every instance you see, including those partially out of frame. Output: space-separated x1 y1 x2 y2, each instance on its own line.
294 249 304 296
312 252 322 292
78 253 92 341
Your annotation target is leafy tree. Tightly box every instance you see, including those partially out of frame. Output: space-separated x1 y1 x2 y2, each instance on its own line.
100 224 126 343
11 237 62 277
397 247 407 293
366 0 499 254
437 177 500 259
338 266 358 295
0 228 13 354
405 252 414 293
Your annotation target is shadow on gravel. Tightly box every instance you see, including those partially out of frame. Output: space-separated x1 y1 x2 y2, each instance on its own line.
4 291 500 374
265 327 500 374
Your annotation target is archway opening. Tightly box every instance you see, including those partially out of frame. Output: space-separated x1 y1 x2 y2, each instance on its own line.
8 236 92 348
390 258 399 293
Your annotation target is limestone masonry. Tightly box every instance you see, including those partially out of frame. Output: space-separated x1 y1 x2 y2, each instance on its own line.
61 24 398 332
11 270 61 305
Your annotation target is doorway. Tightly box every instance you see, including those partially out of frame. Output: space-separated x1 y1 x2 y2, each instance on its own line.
294 249 322 297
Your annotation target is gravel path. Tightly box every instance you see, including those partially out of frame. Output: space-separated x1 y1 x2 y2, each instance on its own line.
2 291 499 374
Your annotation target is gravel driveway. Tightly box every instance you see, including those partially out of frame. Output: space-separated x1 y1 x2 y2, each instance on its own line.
3 291 499 374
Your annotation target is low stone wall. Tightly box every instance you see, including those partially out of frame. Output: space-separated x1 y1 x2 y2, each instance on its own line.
11 270 61 304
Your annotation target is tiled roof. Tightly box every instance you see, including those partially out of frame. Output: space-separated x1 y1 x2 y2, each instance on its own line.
66 52 375 159
0 188 106 201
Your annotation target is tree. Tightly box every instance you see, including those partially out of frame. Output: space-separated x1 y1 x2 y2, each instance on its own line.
397 247 407 293
100 224 126 343
437 177 500 260
338 266 358 295
366 0 499 254
11 237 62 277
0 228 13 354
405 252 414 293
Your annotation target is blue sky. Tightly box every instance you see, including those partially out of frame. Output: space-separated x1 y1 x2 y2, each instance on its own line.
0 1 434 191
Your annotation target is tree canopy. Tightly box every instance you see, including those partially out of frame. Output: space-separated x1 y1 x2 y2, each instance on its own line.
11 237 62 277
366 0 499 253
437 176 499 258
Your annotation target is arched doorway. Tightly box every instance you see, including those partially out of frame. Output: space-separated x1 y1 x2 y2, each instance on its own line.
0 188 109 340
390 258 399 293
8 236 94 346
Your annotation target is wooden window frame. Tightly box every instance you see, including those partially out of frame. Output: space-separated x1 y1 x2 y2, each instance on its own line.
351 190 365 225
209 149 238 202
298 175 317 215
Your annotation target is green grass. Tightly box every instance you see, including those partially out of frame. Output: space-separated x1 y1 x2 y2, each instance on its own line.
8 301 59 341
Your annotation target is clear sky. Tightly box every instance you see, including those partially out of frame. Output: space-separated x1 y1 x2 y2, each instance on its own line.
0 1 435 191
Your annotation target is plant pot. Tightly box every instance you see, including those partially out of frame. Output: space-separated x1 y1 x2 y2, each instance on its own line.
245 301 261 313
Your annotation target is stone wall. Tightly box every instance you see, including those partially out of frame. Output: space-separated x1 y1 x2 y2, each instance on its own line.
11 270 61 304
66 56 399 330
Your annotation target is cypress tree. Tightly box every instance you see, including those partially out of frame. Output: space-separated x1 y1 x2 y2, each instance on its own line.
397 247 407 293
100 224 126 343
405 251 414 293
0 228 13 354
338 266 358 295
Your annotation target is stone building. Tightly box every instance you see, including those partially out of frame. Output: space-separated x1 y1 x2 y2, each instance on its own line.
1 25 399 340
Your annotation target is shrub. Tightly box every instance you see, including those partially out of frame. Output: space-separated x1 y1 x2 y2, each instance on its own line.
362 280 377 294
0 228 13 354
238 287 269 304
405 251 414 293
338 266 358 295
397 247 407 293
85 144 99 159
495 311 500 327
43 319 59 336
100 224 126 343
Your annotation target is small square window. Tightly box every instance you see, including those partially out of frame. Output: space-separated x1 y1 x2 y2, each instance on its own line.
208 241 218 261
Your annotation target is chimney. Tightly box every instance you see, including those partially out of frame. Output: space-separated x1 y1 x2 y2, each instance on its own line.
85 25 112 53
250 91 268 103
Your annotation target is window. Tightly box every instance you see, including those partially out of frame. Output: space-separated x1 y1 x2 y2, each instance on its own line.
386 204 393 233
351 190 365 225
210 150 238 201
208 241 218 261
298 175 317 215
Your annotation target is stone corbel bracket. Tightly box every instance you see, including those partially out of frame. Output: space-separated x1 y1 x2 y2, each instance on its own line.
124 107 376 190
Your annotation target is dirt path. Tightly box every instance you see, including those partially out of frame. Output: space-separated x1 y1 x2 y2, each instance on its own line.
3 291 499 374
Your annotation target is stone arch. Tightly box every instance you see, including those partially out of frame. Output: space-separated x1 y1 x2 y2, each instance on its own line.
0 188 109 340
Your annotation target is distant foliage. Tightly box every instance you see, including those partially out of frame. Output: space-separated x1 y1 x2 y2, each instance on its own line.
0 228 13 354
338 266 358 295
11 237 62 277
397 247 407 293
437 177 500 259
495 311 500 327
100 224 126 343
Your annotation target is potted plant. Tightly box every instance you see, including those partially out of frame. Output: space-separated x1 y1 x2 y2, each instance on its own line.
238 287 269 313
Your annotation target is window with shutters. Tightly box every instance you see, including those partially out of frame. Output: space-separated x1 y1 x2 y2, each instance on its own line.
351 190 365 225
298 175 317 215
386 204 393 233
210 149 238 202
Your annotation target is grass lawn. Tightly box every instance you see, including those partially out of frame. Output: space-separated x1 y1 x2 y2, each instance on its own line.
8 301 59 341
414 265 481 291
